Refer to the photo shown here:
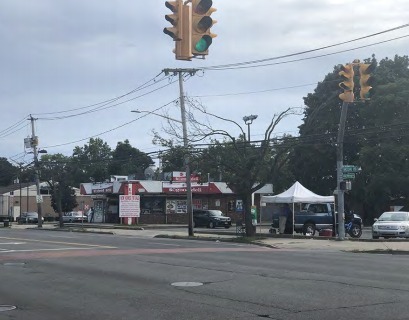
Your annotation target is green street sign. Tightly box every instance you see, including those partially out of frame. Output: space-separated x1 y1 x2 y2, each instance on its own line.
343 173 356 180
342 165 361 173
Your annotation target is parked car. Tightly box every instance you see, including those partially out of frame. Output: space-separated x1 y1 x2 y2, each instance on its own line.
372 211 409 239
62 211 87 223
17 212 44 224
270 203 362 236
193 209 232 229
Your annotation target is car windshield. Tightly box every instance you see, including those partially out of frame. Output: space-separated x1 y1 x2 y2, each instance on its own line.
379 212 409 221
208 210 224 217
26 212 38 217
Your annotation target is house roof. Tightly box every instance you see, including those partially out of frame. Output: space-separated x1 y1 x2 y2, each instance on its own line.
0 183 36 195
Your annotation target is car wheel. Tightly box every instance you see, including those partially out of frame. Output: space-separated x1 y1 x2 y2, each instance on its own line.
193 221 197 228
302 223 316 236
348 224 362 238
209 221 215 229
224 226 230 229
372 235 379 239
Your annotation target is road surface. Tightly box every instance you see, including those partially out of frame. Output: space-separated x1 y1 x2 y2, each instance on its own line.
0 228 407 320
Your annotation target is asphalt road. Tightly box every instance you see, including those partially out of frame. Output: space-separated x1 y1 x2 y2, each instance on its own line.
0 228 408 320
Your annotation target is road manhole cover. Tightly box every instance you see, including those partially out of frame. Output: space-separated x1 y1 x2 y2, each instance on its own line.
0 305 16 312
171 282 203 287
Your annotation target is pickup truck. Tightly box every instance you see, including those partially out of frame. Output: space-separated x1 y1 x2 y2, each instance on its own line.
271 203 362 236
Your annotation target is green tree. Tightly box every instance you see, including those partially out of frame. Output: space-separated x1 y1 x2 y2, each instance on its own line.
72 138 112 184
0 158 17 186
290 54 409 222
40 154 78 227
195 109 293 236
108 140 154 179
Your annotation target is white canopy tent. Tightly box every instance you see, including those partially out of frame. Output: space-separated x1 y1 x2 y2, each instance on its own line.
261 181 335 235
261 181 334 204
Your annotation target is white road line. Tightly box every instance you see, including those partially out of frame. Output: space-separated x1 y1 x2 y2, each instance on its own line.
0 247 98 254
0 242 26 245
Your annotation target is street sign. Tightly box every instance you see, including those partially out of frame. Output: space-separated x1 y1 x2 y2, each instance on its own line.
343 173 355 180
119 195 140 218
36 195 43 203
342 165 361 173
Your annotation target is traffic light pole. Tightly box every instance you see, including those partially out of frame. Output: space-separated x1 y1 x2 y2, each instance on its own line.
336 101 349 240
163 68 198 237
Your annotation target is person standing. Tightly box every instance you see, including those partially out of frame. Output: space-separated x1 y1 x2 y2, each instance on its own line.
279 203 292 234
89 207 95 223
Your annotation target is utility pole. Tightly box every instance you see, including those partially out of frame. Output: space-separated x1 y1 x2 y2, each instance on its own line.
336 101 349 240
163 68 198 236
30 115 43 228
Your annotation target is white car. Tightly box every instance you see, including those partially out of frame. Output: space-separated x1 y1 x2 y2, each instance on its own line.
62 211 86 223
372 211 409 239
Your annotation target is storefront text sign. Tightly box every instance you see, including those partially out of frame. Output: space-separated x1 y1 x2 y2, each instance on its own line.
119 195 140 217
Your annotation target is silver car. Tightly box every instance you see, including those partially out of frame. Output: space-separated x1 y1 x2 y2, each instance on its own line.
62 211 86 223
372 211 409 239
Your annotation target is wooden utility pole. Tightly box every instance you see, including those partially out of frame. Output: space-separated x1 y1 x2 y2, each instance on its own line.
163 68 198 236
29 115 43 228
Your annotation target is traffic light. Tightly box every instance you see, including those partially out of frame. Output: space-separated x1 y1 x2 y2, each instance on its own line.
164 0 192 61
359 63 375 100
338 64 355 102
164 0 182 41
191 0 217 56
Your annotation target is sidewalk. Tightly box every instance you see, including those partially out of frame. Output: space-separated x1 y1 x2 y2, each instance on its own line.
7 223 409 253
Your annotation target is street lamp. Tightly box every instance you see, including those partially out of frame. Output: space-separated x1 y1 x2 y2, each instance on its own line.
242 115 258 142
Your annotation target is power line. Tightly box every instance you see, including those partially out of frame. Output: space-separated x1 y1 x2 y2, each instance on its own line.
42 99 179 150
37 76 177 120
204 34 409 71
190 82 326 98
0 116 28 137
202 23 409 70
32 72 166 116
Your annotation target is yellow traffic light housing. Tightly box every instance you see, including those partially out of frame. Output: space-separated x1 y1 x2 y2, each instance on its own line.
359 63 375 100
191 0 217 56
164 0 182 40
164 0 192 61
338 64 355 102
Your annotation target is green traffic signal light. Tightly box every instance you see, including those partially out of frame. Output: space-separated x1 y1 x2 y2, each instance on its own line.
191 0 216 56
194 35 212 52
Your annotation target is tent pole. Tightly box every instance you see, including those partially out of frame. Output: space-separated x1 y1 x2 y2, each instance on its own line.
292 202 295 237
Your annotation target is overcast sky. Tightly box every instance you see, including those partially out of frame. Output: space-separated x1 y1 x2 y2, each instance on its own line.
1 0 408 167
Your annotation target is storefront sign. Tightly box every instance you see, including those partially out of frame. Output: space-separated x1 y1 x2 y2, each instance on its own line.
119 195 140 217
162 182 209 194
171 171 200 182
92 186 113 194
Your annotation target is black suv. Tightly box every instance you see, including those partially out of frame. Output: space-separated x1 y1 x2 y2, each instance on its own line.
193 209 232 229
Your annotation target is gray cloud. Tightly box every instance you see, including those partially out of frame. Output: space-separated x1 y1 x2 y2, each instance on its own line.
0 0 408 163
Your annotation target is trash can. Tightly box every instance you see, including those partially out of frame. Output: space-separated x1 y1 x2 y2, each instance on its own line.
3 219 10 227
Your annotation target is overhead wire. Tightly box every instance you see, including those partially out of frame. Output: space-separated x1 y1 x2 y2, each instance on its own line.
3 25 409 161
0 116 29 136
204 34 409 71
32 72 166 116
202 23 409 70
37 75 177 120
42 98 180 150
